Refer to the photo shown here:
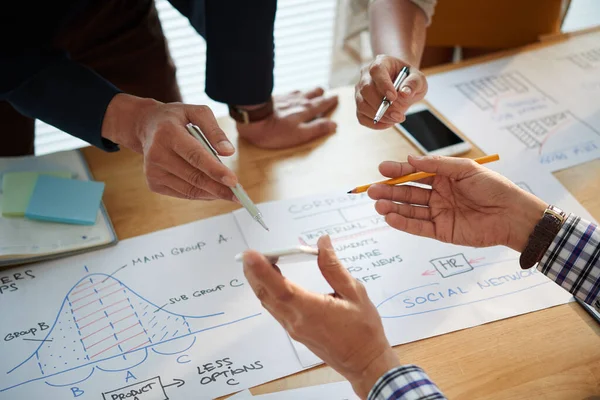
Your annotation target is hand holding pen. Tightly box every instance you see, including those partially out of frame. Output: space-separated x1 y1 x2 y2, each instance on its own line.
186 124 269 231
355 55 428 129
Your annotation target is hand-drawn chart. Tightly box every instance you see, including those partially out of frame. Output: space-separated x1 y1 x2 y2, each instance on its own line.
503 111 600 149
0 214 304 400
563 47 600 70
499 110 600 165
1 272 261 395
455 71 555 112
426 30 600 172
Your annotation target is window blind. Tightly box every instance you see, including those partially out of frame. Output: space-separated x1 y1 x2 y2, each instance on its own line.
34 0 337 155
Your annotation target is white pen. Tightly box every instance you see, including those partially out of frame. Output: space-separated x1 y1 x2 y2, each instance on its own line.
185 123 269 231
373 66 410 124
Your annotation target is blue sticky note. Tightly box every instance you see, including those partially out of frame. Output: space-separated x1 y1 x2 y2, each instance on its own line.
25 176 105 225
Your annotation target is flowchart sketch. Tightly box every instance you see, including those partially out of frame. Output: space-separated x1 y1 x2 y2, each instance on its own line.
498 110 600 166
455 71 555 112
564 47 600 70
503 111 599 149
235 156 596 367
427 54 600 171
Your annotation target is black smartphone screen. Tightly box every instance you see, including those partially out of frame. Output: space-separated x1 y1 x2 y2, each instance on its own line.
399 110 464 151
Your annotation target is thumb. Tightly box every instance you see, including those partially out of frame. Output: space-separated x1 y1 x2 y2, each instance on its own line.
317 235 357 298
185 105 235 156
407 154 479 180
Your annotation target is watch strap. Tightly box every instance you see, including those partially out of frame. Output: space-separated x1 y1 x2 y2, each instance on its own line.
228 99 274 124
519 205 566 269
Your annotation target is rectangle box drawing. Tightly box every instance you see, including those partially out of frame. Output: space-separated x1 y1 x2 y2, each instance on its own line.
102 376 167 400
430 253 474 278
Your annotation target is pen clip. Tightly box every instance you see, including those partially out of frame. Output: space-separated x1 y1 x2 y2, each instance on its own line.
186 123 220 159
393 66 410 91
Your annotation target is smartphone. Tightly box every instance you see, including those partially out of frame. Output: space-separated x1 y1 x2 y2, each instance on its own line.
394 103 471 156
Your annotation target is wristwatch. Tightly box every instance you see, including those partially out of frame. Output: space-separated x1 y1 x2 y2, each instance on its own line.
519 205 566 269
228 99 274 124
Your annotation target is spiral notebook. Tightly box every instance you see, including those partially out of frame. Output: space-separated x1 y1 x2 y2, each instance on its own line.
0 150 117 267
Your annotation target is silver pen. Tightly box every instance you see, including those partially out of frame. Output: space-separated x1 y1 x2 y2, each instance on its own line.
185 123 269 231
373 66 410 124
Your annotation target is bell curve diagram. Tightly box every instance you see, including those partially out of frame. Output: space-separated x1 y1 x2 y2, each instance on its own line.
1 272 261 394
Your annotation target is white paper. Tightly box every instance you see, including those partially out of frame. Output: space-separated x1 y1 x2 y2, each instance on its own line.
426 30 600 172
0 150 114 259
235 157 595 367
1 152 595 399
253 381 358 400
0 214 303 399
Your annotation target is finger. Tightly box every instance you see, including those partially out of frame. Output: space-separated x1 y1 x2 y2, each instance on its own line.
355 93 398 125
407 154 479 180
150 148 232 195
149 184 205 200
317 235 359 299
161 170 234 201
387 98 414 120
378 160 434 185
359 107 398 126
303 87 325 99
358 83 389 113
360 89 407 125
398 72 427 100
169 127 239 188
369 61 399 102
243 250 299 307
297 119 337 142
385 213 436 239
357 112 393 130
185 105 235 156
297 94 339 121
379 161 417 178
375 199 432 220
367 183 432 205
355 91 397 125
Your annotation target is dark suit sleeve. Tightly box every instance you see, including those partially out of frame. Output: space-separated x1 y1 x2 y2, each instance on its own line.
170 0 277 105
1 50 121 151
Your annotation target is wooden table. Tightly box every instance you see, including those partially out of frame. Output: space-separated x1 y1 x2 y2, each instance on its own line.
83 34 600 399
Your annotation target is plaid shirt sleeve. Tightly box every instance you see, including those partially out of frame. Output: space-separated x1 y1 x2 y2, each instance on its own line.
538 214 600 312
368 365 446 400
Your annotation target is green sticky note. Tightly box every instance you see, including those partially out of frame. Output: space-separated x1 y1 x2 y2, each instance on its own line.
1 171 73 217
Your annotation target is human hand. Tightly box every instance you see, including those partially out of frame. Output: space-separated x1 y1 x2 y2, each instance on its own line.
242 236 400 399
101 93 239 201
236 88 338 149
355 55 427 129
368 155 548 252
